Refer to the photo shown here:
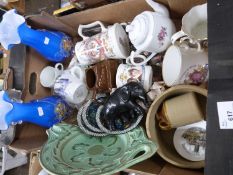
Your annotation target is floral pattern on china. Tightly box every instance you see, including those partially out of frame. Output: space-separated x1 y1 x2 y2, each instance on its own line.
182 64 208 85
125 0 176 66
75 21 130 66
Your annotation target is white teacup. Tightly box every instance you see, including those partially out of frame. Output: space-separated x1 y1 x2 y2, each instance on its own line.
75 21 130 65
40 63 64 88
171 3 207 50
162 45 208 86
54 66 88 105
116 64 153 91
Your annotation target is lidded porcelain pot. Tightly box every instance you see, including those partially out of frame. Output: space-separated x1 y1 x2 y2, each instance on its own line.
125 0 176 66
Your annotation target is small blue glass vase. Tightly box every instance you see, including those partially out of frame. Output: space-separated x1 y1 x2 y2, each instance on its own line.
0 9 73 62
0 91 71 130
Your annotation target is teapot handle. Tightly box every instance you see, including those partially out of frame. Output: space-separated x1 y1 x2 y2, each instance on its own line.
126 51 157 66
78 21 107 39
145 0 169 17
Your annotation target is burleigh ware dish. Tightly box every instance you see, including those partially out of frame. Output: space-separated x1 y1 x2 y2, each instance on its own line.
39 123 157 175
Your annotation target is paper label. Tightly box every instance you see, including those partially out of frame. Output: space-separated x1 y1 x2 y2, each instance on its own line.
38 107 44 117
44 37 50 45
217 101 233 129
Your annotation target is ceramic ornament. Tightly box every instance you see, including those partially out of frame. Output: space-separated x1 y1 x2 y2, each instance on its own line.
173 121 206 161
99 82 148 132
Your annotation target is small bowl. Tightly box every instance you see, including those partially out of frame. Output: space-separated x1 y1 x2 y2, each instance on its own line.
146 85 207 168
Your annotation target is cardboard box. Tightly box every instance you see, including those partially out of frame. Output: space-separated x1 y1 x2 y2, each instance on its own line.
29 151 42 175
29 151 120 175
5 0 206 174
53 0 117 16
28 152 202 175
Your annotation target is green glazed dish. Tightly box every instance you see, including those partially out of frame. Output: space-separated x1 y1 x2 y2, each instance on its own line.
39 123 157 175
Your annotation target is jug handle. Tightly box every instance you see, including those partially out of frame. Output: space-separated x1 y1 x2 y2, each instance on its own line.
126 51 157 66
179 37 203 52
171 30 187 44
78 21 107 40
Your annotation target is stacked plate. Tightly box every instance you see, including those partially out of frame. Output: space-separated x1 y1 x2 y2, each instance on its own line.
77 98 143 136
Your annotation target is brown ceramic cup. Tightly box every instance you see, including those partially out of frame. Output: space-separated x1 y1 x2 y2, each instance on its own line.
157 92 204 130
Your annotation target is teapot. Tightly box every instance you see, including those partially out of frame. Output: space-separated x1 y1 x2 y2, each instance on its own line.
126 0 176 66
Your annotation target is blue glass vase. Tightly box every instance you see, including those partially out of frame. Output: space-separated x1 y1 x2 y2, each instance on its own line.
17 23 73 62
0 91 71 130
0 9 73 62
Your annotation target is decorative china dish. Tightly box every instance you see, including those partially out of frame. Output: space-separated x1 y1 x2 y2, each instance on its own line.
173 120 206 161
39 123 157 175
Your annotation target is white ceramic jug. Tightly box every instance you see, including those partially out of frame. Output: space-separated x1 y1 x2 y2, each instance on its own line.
126 0 176 66
171 3 207 51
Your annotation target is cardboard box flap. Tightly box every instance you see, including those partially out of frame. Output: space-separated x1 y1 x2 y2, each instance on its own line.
159 164 203 175
59 0 153 30
9 44 26 91
125 155 166 175
166 0 206 18
22 48 51 102
26 0 206 37
7 44 51 102
29 151 42 175
26 12 77 37
10 123 47 153
3 68 13 90
58 0 206 30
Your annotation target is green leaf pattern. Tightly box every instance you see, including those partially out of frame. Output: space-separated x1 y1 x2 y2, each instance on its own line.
40 124 157 175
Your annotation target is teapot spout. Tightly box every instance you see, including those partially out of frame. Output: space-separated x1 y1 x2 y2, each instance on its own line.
145 0 169 17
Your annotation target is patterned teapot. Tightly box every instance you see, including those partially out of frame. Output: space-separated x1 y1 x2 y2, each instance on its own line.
126 0 176 65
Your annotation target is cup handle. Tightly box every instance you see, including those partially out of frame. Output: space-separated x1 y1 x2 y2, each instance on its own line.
157 105 171 130
159 120 171 130
55 63 64 71
78 21 107 39
70 66 83 80
171 30 187 44
126 51 157 66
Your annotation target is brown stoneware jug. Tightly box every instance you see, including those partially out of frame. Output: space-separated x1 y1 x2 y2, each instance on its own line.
85 60 120 96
